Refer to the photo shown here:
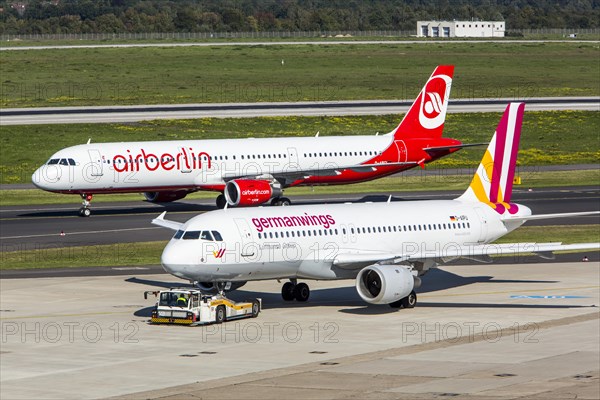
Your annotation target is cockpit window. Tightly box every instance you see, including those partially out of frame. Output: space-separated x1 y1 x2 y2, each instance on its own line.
212 231 223 241
68 158 76 166
200 231 214 241
182 231 201 240
173 230 184 239
47 159 59 165
59 159 69 166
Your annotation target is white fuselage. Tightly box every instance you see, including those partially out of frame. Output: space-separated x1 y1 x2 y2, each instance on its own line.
160 200 530 283
32 135 407 193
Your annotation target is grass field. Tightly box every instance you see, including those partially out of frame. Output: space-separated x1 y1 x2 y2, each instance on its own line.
1 42 598 107
1 225 597 270
1 110 599 185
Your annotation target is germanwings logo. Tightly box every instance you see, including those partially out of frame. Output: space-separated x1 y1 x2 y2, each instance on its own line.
460 103 525 215
419 73 452 130
213 248 226 258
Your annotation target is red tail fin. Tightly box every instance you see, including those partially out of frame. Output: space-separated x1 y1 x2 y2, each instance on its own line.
392 65 454 140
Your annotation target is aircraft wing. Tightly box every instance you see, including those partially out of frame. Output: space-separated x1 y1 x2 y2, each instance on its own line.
332 242 600 269
222 161 417 183
501 210 600 223
151 211 183 231
401 242 600 261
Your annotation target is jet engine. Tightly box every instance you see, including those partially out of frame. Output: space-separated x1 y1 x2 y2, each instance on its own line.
224 179 282 206
144 191 189 203
355 265 415 305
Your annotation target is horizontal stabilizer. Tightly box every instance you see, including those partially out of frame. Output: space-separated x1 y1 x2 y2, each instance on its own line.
423 142 487 152
151 211 183 231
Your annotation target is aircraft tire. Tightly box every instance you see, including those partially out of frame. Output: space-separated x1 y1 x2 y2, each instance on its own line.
216 194 227 209
281 282 296 301
294 283 310 302
401 291 417 309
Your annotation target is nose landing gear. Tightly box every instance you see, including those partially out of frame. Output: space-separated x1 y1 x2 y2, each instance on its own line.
78 194 93 217
281 279 310 302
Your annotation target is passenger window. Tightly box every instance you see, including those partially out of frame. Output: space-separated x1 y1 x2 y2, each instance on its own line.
174 230 184 239
183 231 201 240
212 231 223 241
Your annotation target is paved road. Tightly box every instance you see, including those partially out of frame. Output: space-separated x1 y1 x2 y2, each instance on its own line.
1 97 598 125
1 187 598 252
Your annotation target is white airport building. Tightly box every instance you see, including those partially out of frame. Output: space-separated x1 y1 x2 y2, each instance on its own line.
417 20 505 38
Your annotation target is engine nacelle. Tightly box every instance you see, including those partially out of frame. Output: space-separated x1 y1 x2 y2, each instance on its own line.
356 265 415 305
224 179 282 207
144 190 188 203
197 281 246 293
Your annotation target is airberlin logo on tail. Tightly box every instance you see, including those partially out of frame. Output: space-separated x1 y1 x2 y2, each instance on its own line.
419 74 452 130
213 248 226 258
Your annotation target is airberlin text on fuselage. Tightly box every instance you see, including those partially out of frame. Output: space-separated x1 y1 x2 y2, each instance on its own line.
112 148 212 173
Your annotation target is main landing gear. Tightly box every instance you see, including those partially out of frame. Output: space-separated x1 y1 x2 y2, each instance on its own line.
389 291 417 309
78 194 93 217
281 279 310 302
271 197 291 207
216 194 227 209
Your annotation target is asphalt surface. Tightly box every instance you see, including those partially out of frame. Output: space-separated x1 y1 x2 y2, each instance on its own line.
1 262 599 399
1 187 598 253
1 97 598 125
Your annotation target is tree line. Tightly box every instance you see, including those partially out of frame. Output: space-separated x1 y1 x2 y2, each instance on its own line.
0 0 598 35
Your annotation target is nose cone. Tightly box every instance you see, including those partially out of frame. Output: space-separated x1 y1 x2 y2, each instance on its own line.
31 165 60 191
160 241 190 278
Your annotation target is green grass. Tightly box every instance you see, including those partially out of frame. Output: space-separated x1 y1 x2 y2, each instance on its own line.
1 42 598 107
1 170 598 207
1 110 599 185
1 225 597 270
0 241 167 270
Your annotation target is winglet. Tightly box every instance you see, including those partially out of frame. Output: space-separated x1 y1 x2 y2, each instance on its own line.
457 102 525 215
151 212 184 231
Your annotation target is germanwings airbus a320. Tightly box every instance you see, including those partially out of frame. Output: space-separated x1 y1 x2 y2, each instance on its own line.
152 103 599 308
32 66 473 217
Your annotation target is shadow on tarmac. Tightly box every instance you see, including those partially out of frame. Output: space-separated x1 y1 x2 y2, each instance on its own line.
127 268 578 316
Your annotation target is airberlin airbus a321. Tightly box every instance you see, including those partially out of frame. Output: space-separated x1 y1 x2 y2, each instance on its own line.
152 103 599 307
32 66 474 217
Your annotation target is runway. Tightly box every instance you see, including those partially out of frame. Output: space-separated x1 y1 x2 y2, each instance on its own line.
1 261 598 399
1 187 598 253
1 97 598 125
